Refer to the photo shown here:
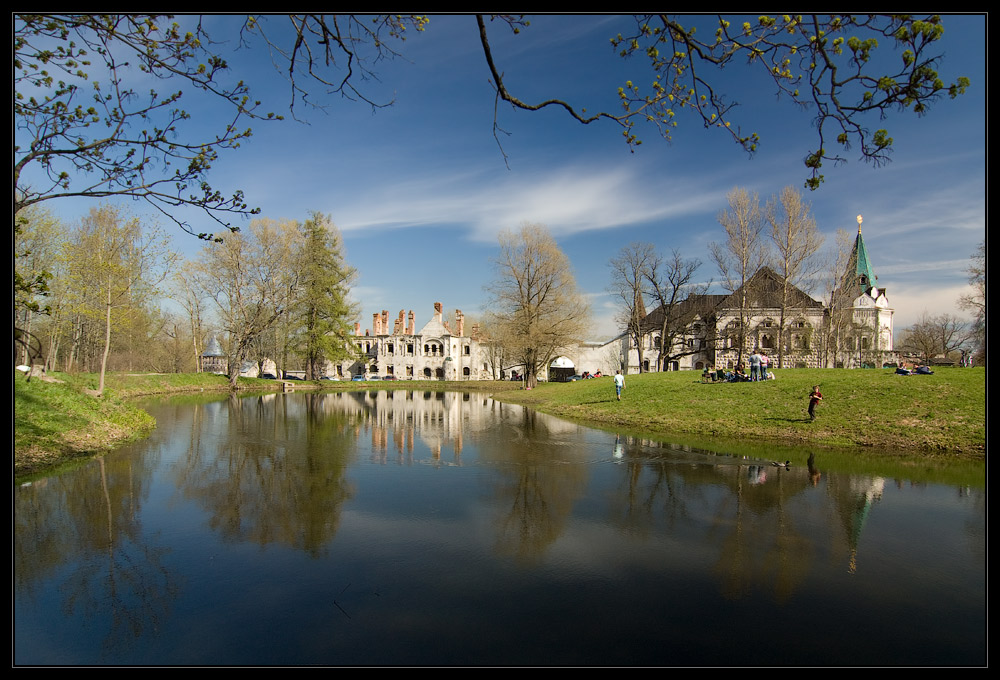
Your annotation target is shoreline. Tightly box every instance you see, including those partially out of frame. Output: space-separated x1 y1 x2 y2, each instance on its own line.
14 367 985 478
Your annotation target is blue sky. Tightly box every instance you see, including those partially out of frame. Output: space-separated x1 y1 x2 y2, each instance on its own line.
32 14 986 341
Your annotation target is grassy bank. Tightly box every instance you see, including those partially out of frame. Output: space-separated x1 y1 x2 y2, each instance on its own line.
14 371 159 477
494 367 985 459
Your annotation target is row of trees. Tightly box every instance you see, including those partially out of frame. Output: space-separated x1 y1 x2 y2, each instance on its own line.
15 205 175 395
15 207 358 390
186 213 358 388
14 202 981 388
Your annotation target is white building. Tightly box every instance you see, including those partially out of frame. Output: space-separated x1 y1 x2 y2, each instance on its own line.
604 222 895 373
332 302 490 380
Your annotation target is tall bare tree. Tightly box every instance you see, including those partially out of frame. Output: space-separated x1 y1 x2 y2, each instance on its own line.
766 186 825 368
710 188 768 368
194 218 299 389
608 242 655 372
820 229 857 367
486 223 590 388
957 241 985 363
644 249 708 371
899 313 970 364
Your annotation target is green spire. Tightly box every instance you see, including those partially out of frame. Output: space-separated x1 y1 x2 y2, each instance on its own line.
843 216 879 297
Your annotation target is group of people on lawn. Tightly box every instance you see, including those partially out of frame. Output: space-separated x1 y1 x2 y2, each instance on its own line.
703 351 775 383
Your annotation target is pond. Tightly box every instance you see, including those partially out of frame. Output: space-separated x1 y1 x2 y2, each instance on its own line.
14 391 985 666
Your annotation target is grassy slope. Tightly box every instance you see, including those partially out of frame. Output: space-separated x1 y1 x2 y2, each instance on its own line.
495 367 985 458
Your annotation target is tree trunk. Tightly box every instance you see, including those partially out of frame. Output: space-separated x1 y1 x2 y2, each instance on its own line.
98 284 112 397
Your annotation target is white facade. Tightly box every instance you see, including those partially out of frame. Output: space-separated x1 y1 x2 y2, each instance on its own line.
331 303 491 380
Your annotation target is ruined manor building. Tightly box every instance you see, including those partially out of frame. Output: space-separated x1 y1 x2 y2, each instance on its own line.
333 303 489 380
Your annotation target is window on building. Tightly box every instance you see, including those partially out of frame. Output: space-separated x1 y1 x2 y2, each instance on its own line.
387 343 394 354
407 343 414 355
463 367 470 377
464 345 470 356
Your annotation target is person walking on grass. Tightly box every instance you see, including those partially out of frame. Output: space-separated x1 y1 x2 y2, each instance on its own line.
808 385 823 421
614 370 625 401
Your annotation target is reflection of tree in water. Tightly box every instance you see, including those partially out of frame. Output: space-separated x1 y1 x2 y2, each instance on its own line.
961 486 986 564
607 436 698 540
175 394 359 557
14 449 176 660
709 460 814 603
477 405 589 562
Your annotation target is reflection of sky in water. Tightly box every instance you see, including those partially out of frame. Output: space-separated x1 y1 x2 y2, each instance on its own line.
14 392 985 666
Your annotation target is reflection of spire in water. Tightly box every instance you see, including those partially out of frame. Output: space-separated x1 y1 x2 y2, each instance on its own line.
842 476 885 574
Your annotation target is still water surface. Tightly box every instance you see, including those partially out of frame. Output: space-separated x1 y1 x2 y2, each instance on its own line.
15 391 985 665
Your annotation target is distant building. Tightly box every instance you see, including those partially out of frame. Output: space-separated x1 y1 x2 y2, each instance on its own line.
200 336 228 374
600 218 895 373
332 303 489 380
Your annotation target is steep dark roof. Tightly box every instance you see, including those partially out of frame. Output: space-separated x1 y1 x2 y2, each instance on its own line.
717 267 824 310
639 267 822 331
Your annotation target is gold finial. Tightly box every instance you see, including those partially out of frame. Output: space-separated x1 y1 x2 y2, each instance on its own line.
856 214 863 234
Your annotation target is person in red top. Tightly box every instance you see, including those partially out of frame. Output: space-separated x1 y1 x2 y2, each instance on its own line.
808 385 823 421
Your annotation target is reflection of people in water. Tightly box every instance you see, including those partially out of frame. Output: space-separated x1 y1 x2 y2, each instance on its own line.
613 434 624 460
807 453 821 487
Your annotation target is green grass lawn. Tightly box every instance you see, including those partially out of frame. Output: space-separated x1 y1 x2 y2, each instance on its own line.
498 367 985 458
